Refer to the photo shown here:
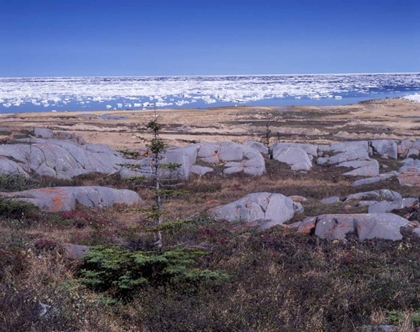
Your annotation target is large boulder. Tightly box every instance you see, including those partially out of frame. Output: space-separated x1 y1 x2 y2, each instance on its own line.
0 186 142 211
370 140 398 159
304 213 409 241
160 145 198 179
210 192 302 230
243 141 269 155
272 146 312 171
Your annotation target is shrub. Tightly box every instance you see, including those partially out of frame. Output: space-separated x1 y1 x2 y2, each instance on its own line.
0 174 38 192
79 245 228 299
0 198 39 220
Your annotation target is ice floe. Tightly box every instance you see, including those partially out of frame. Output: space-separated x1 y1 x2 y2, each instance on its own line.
404 93 420 103
0 73 419 112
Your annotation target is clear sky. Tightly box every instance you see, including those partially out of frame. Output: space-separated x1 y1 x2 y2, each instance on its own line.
1 0 419 77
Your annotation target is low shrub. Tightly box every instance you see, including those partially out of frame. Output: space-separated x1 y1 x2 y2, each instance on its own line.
0 174 38 192
0 198 39 220
79 245 228 299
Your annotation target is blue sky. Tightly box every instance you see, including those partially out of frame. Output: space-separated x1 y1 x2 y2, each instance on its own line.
1 0 419 76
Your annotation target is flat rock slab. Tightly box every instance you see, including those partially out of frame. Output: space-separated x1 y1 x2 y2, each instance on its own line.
352 171 397 187
308 213 409 241
339 159 379 177
210 192 302 230
0 186 142 211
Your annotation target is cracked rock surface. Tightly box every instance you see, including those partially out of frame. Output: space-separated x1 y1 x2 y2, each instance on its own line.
0 186 142 211
210 192 302 230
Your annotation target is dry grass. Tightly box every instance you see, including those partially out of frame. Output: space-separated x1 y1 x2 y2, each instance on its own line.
1 150 420 331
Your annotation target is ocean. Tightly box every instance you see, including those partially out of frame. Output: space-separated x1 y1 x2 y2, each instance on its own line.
0 73 419 113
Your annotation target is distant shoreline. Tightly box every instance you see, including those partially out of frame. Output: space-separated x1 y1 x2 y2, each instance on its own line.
0 95 419 117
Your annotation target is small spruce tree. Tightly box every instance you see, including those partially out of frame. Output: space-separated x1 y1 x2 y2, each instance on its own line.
141 109 182 247
80 110 228 299
145 114 165 247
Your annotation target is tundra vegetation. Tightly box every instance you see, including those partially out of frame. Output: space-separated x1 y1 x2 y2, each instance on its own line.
2 110 420 331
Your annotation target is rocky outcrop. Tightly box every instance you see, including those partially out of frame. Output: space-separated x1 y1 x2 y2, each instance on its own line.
271 143 317 171
210 192 303 230
0 136 269 180
337 159 379 177
272 146 312 171
34 127 86 144
190 165 214 176
370 140 398 159
318 141 370 164
317 141 380 177
0 138 128 179
243 141 269 155
271 143 318 158
3 132 420 188
397 158 420 187
345 189 402 202
367 198 417 213
351 171 397 187
397 139 420 158
194 142 266 176
344 189 417 214
0 186 141 211
300 213 410 241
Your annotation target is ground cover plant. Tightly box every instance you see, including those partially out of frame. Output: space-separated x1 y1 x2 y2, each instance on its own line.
2 161 420 332
2 117 420 331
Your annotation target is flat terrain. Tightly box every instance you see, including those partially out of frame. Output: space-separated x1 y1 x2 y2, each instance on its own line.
1 98 419 150
2 97 420 331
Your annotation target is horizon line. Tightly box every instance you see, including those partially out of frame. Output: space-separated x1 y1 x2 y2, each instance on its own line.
1 71 419 79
